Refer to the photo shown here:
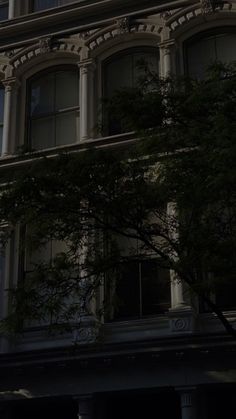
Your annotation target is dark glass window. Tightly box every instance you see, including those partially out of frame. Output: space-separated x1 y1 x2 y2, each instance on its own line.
28 68 80 150
106 259 170 321
103 48 159 135
32 0 77 11
0 1 8 20
186 32 236 78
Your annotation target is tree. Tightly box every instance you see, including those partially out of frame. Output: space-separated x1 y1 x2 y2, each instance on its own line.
0 63 236 337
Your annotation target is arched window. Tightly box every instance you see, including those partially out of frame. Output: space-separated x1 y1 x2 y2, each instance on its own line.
186 31 236 78
28 67 80 150
32 0 77 11
0 0 8 20
103 48 159 135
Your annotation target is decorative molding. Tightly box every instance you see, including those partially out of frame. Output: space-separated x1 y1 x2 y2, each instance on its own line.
164 1 233 33
38 37 52 54
7 39 81 71
116 17 131 34
201 0 225 14
85 19 163 51
2 76 20 92
168 308 196 333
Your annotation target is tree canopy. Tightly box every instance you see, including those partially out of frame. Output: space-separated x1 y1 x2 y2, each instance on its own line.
0 63 236 336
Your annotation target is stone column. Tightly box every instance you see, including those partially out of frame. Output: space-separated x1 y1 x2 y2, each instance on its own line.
2 77 19 157
79 59 95 141
167 203 195 333
8 0 16 19
159 41 174 77
178 388 196 419
167 202 186 309
77 396 93 419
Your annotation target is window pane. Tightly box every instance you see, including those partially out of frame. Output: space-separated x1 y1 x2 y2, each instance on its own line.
187 37 216 78
215 34 236 63
187 33 236 78
55 70 79 111
133 52 159 85
141 261 170 316
31 73 54 116
104 49 159 135
33 0 78 11
55 111 79 146
31 116 55 150
105 55 132 98
0 4 8 21
114 261 140 320
26 241 52 271
33 0 58 11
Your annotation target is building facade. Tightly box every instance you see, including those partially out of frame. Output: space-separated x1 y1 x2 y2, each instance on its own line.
0 0 235 418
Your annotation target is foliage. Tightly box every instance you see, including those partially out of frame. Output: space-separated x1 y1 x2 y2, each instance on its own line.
0 63 236 336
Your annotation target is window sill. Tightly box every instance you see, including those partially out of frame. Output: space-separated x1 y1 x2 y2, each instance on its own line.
103 315 170 343
0 132 137 169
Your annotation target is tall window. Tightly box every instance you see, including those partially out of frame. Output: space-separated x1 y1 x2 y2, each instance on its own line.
0 85 4 153
105 235 170 322
28 67 80 150
0 1 8 20
186 32 236 78
106 260 170 321
32 0 77 11
103 48 159 135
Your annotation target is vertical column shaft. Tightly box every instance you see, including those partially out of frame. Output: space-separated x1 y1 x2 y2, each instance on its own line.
178 388 196 419
167 202 186 309
2 77 19 157
77 396 93 419
79 59 95 141
8 0 16 19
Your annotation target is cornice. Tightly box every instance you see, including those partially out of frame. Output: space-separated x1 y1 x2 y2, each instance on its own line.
0 0 196 52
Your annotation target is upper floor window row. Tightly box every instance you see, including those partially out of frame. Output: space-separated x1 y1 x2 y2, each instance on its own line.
31 0 79 12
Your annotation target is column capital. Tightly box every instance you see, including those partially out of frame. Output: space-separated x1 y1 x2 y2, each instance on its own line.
78 59 96 73
158 40 175 55
2 77 20 92
176 386 196 401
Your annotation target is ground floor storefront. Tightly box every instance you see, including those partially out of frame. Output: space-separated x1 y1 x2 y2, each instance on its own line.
1 385 236 419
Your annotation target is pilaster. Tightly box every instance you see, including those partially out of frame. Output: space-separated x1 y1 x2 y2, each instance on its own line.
177 387 196 419
1 77 20 157
159 40 175 77
76 395 93 419
8 0 16 19
78 59 95 141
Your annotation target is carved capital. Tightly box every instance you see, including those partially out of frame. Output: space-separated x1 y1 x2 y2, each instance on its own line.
38 37 52 53
116 17 131 34
2 77 20 92
200 0 224 13
159 41 175 56
78 59 95 74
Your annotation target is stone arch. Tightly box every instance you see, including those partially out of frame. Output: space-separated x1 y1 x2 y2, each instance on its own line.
83 18 163 55
163 1 235 37
5 36 83 78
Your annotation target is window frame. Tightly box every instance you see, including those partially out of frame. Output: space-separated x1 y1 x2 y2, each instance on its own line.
26 65 80 151
102 46 159 136
30 0 78 12
105 258 171 322
184 27 236 76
